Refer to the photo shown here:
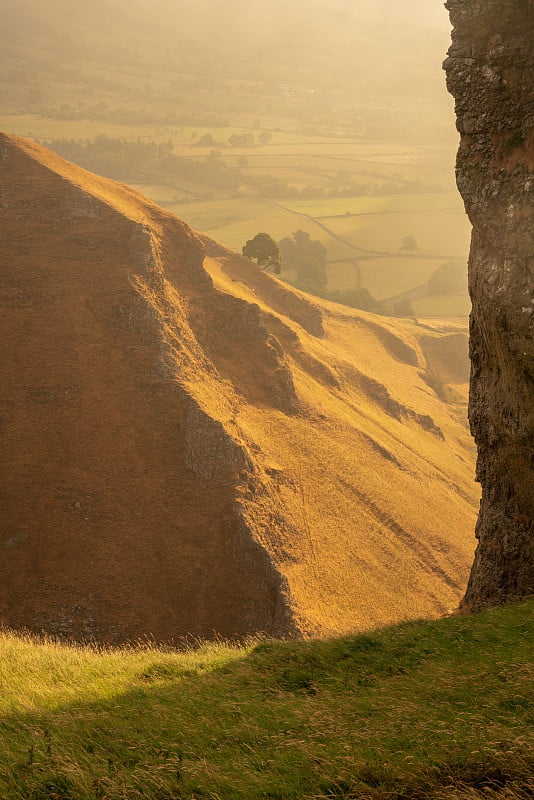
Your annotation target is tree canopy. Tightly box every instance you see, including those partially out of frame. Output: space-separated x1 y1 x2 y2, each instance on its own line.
278 230 327 294
242 233 282 273
400 235 418 254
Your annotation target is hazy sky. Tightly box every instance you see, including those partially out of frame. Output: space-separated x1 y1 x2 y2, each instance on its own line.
317 0 449 24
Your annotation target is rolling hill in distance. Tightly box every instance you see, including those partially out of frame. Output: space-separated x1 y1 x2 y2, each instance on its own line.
1 0 452 133
0 133 477 643
0 0 470 319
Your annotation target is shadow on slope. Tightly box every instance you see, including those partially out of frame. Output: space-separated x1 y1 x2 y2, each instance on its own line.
0 132 478 644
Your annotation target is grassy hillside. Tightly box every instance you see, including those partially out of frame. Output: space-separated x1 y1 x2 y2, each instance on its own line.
1 133 478 643
0 600 532 799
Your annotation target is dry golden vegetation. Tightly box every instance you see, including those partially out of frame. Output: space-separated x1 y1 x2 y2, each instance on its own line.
1 133 476 643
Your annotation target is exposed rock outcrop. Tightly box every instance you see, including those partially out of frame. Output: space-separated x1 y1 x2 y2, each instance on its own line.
444 0 534 609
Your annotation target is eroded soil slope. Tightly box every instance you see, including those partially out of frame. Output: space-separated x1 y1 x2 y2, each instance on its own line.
0 133 478 642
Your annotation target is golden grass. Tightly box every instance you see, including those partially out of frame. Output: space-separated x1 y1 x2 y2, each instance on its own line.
205 255 478 634
2 132 478 640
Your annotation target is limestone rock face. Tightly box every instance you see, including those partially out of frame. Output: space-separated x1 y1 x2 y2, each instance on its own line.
444 0 534 609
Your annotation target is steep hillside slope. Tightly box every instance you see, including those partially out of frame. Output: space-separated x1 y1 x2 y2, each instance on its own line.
0 133 478 643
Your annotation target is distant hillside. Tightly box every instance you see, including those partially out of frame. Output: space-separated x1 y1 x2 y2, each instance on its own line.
0 133 477 643
0 0 453 141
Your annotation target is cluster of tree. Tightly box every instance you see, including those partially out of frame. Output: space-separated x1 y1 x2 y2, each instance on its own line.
238 176 362 200
45 136 239 191
326 288 414 317
196 134 218 147
244 177 429 201
253 179 300 199
197 131 272 148
228 133 255 147
328 287 383 313
228 131 272 147
400 235 419 254
243 230 415 317
278 231 328 294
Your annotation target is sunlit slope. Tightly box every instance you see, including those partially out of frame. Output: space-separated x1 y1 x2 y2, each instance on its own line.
0 133 477 642
203 243 477 633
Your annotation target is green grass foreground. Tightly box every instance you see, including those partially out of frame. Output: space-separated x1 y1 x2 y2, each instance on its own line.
0 602 532 800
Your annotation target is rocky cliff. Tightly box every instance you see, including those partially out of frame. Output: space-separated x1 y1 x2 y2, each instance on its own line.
444 0 534 609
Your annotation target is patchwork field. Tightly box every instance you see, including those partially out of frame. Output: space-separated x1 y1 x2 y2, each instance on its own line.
0 116 471 318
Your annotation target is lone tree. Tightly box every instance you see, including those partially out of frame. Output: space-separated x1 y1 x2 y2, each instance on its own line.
242 233 281 274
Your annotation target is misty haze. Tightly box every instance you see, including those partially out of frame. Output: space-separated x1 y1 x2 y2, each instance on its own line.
1 0 470 317
0 1 532 798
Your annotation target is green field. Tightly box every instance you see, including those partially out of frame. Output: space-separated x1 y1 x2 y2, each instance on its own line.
167 198 327 248
0 600 532 799
360 258 448 299
324 209 468 257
